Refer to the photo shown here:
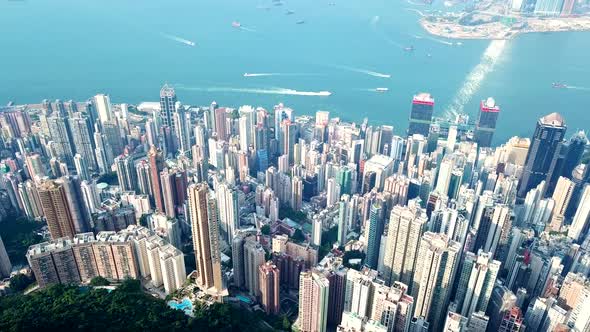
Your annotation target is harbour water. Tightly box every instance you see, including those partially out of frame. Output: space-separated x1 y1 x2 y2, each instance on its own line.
0 0 589 144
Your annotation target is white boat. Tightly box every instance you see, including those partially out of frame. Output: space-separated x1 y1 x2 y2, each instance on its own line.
375 88 389 92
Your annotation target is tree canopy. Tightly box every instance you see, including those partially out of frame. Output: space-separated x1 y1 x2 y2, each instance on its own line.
0 279 273 331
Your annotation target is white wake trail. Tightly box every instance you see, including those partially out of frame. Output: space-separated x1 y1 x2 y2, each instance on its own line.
334 65 391 78
243 73 322 77
161 33 195 46
371 16 404 49
445 39 508 116
176 86 331 96
567 86 590 91
240 26 257 32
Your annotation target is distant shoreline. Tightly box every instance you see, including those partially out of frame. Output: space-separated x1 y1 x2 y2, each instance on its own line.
419 15 590 40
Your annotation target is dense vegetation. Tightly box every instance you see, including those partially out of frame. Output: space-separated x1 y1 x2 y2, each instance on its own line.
278 207 307 224
0 217 44 265
7 274 34 292
0 279 272 332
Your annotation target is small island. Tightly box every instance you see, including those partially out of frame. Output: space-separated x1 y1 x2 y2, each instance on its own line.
418 0 590 39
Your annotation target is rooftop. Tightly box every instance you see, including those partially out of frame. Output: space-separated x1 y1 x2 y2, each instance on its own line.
540 112 565 127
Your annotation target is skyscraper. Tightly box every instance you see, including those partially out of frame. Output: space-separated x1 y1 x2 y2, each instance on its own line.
517 113 566 198
148 146 165 213
412 232 461 329
37 179 77 240
159 85 177 133
244 237 266 297
453 250 500 319
569 184 590 241
382 202 427 287
259 261 280 315
407 93 434 137
298 270 330 332
474 97 500 148
187 183 224 299
365 202 384 269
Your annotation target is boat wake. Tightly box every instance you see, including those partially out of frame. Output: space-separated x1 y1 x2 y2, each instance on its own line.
161 33 196 46
243 73 321 77
240 26 257 33
371 16 405 49
566 85 590 91
413 34 453 46
176 85 331 96
405 8 427 17
334 65 391 78
445 39 508 116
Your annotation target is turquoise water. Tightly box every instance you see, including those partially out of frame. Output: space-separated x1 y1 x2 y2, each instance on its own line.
0 0 589 144
167 298 193 315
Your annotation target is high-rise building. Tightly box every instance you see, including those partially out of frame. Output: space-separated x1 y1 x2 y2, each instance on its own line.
382 202 427 287
187 183 224 299
259 261 280 315
69 115 98 171
408 93 434 137
499 307 525 332
46 115 75 167
215 182 239 244
474 98 500 148
548 176 575 231
159 85 177 133
473 205 511 257
412 232 461 329
244 237 266 297
0 234 12 278
37 179 78 240
569 184 590 241
453 250 500 319
534 0 565 16
298 270 330 332
114 154 137 192
148 146 165 213
517 113 566 198
93 94 112 123
365 202 384 269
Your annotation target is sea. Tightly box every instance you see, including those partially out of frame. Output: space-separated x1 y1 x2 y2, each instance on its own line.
0 0 589 145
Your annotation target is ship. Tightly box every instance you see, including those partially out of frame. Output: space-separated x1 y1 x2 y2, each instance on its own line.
552 82 568 89
375 88 389 93
232 21 241 28
404 45 414 52
296 20 305 24
184 41 196 47
286 10 295 15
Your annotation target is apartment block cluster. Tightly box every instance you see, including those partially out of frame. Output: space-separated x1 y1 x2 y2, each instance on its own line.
2 85 590 332
26 225 186 294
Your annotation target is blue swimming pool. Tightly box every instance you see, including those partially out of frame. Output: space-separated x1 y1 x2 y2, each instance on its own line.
167 298 193 315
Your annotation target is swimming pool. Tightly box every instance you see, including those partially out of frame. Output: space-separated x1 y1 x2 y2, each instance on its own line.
167 298 193 315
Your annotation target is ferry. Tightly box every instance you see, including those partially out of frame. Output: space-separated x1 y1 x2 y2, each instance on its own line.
232 21 241 28
552 82 568 89
375 88 389 93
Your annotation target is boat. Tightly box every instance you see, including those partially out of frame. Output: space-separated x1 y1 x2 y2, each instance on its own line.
404 46 414 52
552 82 568 89
375 88 389 93
232 21 241 28
184 41 196 47
427 53 432 57
456 42 463 46
286 10 295 15
296 20 305 24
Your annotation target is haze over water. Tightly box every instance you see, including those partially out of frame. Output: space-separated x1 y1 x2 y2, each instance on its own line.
1 0 589 144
